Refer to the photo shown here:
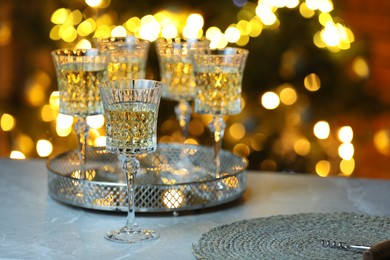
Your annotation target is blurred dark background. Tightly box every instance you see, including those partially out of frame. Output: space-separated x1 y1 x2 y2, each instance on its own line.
1 0 390 179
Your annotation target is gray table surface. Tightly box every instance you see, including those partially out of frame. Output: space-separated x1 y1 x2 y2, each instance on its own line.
0 158 389 259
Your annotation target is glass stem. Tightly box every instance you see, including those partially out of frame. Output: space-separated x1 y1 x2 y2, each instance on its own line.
122 156 141 231
208 115 226 178
74 117 89 180
174 100 191 142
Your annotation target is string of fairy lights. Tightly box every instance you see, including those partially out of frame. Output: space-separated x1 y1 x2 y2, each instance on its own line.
1 0 387 178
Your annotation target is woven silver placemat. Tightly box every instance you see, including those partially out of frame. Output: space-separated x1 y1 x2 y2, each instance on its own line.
192 212 390 260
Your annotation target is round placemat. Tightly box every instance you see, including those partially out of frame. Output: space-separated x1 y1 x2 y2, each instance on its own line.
192 212 390 259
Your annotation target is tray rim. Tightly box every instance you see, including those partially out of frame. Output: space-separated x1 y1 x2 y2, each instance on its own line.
46 143 248 213
46 143 248 186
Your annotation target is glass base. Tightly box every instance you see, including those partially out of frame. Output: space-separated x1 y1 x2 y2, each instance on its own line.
104 225 159 243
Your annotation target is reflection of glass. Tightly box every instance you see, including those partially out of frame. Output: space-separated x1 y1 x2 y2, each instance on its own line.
51 48 109 179
99 79 162 243
155 38 209 141
94 36 150 80
193 48 249 177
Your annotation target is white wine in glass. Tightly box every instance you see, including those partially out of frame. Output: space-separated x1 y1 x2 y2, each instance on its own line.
156 38 210 141
51 48 109 179
193 48 249 178
99 79 162 243
94 36 150 80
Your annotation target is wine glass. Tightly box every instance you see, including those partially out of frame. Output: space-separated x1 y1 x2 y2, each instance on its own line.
51 48 109 179
155 38 209 142
94 36 150 80
193 47 249 177
99 79 162 243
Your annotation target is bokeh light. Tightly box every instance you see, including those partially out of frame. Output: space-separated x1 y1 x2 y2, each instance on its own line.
313 121 330 139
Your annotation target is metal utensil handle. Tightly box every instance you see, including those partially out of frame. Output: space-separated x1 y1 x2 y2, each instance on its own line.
320 240 369 251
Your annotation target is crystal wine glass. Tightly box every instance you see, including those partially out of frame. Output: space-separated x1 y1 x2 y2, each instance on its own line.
155 38 209 141
51 48 109 179
94 36 150 80
193 47 249 177
99 79 162 243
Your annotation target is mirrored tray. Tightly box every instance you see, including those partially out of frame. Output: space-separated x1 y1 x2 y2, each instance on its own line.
46 143 248 213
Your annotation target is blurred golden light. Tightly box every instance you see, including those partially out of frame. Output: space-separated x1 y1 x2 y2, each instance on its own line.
251 133 265 151
41 105 57 122
318 0 334 12
256 3 277 26
1 113 15 132
313 121 330 139
139 15 160 41
286 111 301 126
50 25 61 41
10 151 26 160
56 114 73 137
26 83 46 107
316 160 330 177
61 25 78 42
75 39 92 49
86 115 105 129
249 17 263 37
237 6 253 21
182 25 203 39
206 26 222 41
233 143 250 157
95 13 114 28
373 130 390 155
313 31 326 48
94 136 106 147
49 91 60 111
279 86 297 105
338 143 354 160
209 33 228 49
318 12 332 26
338 126 353 143
111 26 127 37
299 3 315 18
345 27 355 43
340 158 355 176
0 22 12 46
236 35 250 46
125 17 141 33
285 0 300 8
294 138 311 156
77 19 96 37
36 139 53 157
320 21 351 50
225 26 241 43
184 138 198 145
68 10 83 25
229 122 246 140
352 57 369 79
260 159 277 171
321 21 339 46
94 25 111 39
85 0 103 8
188 119 205 136
236 20 252 36
187 13 204 30
51 8 69 25
304 73 321 91
261 91 280 110
161 119 177 134
162 24 178 38
88 129 100 146
15 134 34 155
